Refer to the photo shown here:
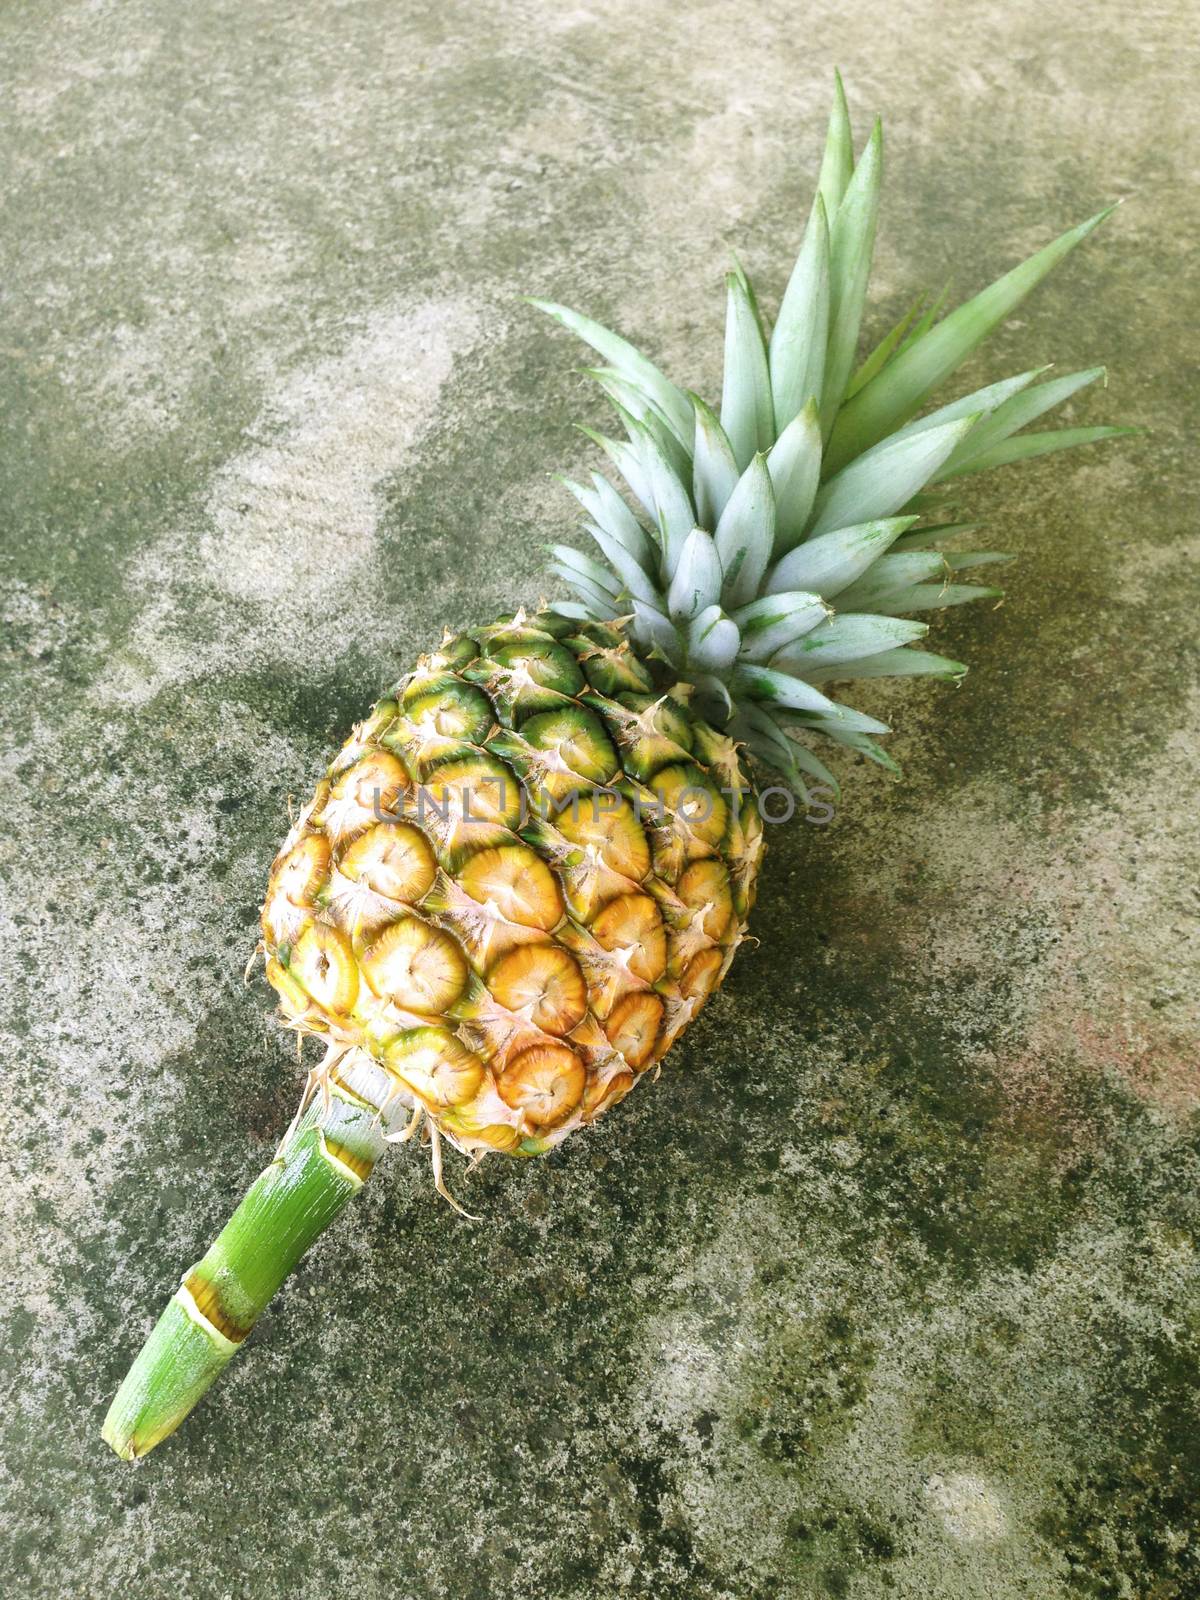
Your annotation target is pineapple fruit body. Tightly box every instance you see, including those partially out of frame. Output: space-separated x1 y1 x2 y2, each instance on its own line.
261 611 762 1162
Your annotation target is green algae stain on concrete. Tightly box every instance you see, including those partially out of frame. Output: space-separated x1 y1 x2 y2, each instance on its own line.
2 2 1199 1597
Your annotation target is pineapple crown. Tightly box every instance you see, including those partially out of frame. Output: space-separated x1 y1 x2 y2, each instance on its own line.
531 74 1130 799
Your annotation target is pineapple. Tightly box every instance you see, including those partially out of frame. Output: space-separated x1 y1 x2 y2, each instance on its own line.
103 77 1129 1458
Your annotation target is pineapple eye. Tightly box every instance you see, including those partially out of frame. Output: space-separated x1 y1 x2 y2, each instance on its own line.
456 844 563 931
486 944 588 1036
401 676 493 744
287 923 359 1014
439 1106 523 1153
680 947 724 1008
337 822 437 905
383 1028 484 1109
582 1068 635 1119
650 764 728 851
322 750 409 839
604 991 664 1070
271 833 331 906
486 638 585 697
264 955 312 1019
360 916 468 1014
675 859 734 940
577 643 654 696
519 706 619 786
552 791 651 882
590 893 667 983
497 1043 586 1128
420 755 520 832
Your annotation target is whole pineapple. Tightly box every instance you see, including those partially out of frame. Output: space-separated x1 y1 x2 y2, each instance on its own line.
103 78 1128 1458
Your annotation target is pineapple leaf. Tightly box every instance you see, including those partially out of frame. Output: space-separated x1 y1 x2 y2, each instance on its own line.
730 662 845 717
766 516 916 598
846 290 928 399
529 298 695 451
579 427 655 524
735 590 829 663
777 728 842 799
821 728 903 772
629 598 679 660
771 613 928 671
872 581 1004 613
817 69 854 220
548 562 621 619
891 519 980 551
941 425 1136 479
579 522 660 605
691 394 741 529
808 416 977 537
693 671 734 721
734 704 838 801
548 544 621 598
667 527 723 621
833 550 947 609
769 197 830 431
825 204 1118 472
788 701 891 736
937 366 1106 476
715 454 776 609
584 367 692 481
942 550 1014 572
893 281 950 358
625 421 697 576
688 606 741 673
558 473 659 574
721 272 775 471
767 398 823 556
888 368 1047 444
801 646 968 684
730 252 770 346
820 118 883 438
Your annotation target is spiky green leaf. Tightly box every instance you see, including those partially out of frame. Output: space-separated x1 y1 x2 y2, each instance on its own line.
559 473 658 573
766 516 916 597
580 523 660 604
820 119 883 437
688 606 741 673
769 198 830 430
584 367 692 481
808 416 977 537
771 613 928 671
715 454 776 609
530 299 695 450
816 70 854 220
825 205 1117 471
801 646 968 684
629 598 680 660
888 368 1045 444
736 590 829 662
667 527 723 621
730 662 845 717
721 273 775 471
691 395 741 529
767 399 823 555
846 290 927 399
937 366 1106 477
940 425 1135 479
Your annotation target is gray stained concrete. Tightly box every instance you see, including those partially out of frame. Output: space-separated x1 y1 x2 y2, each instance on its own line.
1 3 1197 1596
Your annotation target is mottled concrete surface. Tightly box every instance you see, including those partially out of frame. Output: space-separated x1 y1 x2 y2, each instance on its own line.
2 2 1198 1596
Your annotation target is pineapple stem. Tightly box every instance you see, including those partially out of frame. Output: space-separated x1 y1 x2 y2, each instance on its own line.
102 1060 388 1460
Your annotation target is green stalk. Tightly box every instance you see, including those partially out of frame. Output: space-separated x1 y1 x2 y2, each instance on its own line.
103 1052 393 1460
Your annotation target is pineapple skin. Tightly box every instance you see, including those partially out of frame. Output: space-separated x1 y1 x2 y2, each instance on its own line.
261 609 764 1163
